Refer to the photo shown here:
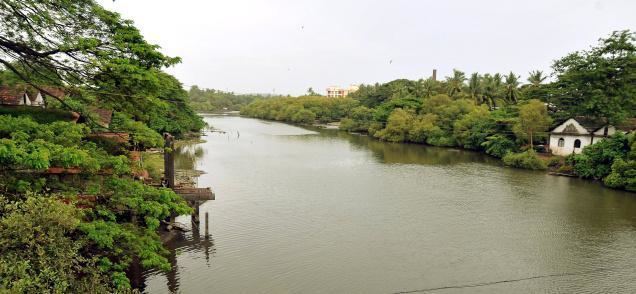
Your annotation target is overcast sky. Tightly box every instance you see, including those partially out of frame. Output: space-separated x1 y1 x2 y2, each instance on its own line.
98 0 636 95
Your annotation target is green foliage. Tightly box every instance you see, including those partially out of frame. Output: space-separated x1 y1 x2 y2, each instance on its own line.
603 158 636 191
482 134 517 158
568 133 630 179
374 109 415 142
513 99 552 147
0 106 77 124
241 96 358 123
339 106 374 132
0 116 129 174
188 85 269 112
502 150 547 170
110 112 163 149
551 30 636 124
0 194 109 293
409 113 441 144
453 106 495 149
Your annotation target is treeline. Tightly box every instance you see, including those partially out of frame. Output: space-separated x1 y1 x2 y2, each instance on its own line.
241 96 358 124
0 0 205 292
241 31 636 187
188 86 274 112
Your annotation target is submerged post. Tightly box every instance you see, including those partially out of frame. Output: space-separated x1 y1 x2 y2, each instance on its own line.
163 133 175 188
205 212 209 237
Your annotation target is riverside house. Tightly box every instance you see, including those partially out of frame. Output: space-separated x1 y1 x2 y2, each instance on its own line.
0 85 63 107
549 117 636 156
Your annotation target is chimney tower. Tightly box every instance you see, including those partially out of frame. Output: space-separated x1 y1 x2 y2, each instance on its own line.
432 69 437 81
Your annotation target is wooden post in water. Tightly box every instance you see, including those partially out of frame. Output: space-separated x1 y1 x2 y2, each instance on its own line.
192 201 200 225
205 212 209 237
163 133 175 189
163 133 177 225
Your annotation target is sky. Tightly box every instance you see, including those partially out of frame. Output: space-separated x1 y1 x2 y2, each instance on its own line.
98 0 636 96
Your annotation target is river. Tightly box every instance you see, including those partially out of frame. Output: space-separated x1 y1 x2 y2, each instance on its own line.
142 114 636 293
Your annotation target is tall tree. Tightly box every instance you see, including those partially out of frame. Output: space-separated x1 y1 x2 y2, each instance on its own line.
527 70 547 86
552 30 636 124
481 73 502 109
445 69 466 98
0 1 182 120
514 99 552 148
467 73 483 105
503 71 521 104
419 78 439 98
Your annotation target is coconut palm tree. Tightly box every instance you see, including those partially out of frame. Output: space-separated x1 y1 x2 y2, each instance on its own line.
481 73 503 109
527 70 547 86
467 72 483 105
419 77 439 98
445 69 466 98
503 71 521 104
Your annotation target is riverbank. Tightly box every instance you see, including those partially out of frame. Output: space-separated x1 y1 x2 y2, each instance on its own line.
142 114 636 293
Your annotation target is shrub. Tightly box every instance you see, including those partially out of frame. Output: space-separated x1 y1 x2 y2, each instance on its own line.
502 150 547 170
547 156 563 168
482 134 517 158
603 159 636 191
568 133 629 179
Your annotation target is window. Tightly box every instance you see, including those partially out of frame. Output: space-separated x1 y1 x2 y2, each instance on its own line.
574 139 581 148
558 138 564 147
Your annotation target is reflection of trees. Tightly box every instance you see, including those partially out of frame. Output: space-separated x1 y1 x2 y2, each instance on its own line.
137 214 216 293
175 144 205 170
322 129 500 166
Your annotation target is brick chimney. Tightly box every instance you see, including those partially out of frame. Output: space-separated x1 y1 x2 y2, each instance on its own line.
432 69 437 81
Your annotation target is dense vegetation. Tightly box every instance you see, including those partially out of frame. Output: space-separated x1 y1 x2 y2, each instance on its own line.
188 86 274 112
242 31 636 189
0 0 204 292
241 96 359 124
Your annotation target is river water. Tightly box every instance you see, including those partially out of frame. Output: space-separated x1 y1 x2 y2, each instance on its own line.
143 114 636 293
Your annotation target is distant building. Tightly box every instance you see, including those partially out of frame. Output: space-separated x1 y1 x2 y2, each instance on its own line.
549 117 636 156
326 85 359 98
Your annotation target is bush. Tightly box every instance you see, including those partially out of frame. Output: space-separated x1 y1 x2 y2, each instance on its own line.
0 194 109 293
502 150 547 170
547 156 563 168
482 134 517 158
568 133 629 179
603 159 636 191
374 108 413 142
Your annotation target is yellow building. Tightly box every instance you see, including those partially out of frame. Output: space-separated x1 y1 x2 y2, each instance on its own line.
326 85 359 98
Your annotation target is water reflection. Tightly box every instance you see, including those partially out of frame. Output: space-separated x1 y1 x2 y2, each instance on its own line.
142 115 636 294
139 213 216 293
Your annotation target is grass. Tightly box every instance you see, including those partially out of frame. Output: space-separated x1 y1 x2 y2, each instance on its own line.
141 152 164 180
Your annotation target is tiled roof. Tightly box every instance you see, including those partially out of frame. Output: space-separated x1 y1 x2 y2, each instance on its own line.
42 87 65 99
616 118 636 132
93 108 113 127
0 86 27 105
573 116 607 132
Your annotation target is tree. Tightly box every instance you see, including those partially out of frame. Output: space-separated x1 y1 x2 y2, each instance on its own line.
552 30 636 124
419 78 440 99
503 71 521 104
0 1 204 136
513 99 552 148
467 73 483 105
481 73 502 109
307 87 317 96
374 108 414 142
527 70 547 86
0 194 109 293
445 69 466 98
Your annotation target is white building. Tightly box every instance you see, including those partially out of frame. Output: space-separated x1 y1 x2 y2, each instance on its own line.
549 117 635 156
326 85 359 98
